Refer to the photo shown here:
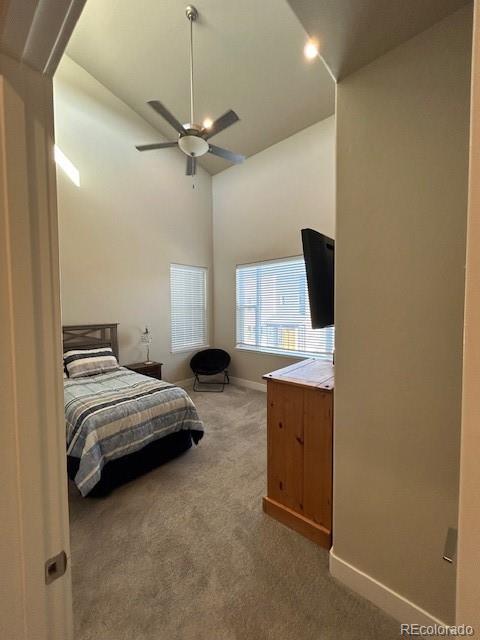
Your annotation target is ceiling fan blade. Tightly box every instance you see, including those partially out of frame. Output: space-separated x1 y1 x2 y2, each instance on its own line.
205 110 240 139
148 100 186 134
186 156 196 176
135 142 178 151
208 144 245 164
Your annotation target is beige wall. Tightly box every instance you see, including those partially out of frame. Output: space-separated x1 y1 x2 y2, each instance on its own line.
54 56 213 382
334 6 472 624
456 0 480 630
212 116 336 383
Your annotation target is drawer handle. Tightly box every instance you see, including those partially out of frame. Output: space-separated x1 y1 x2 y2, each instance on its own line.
296 436 304 445
278 421 283 429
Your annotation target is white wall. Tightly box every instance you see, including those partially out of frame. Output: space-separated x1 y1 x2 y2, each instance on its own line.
333 6 472 624
212 116 336 383
54 56 213 382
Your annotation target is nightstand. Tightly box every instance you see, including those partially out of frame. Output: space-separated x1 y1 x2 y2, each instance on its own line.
125 361 163 380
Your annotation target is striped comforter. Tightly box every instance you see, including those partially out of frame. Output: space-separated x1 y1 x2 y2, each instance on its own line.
64 368 204 496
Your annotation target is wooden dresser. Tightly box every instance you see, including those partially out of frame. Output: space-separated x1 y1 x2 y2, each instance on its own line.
262 358 334 549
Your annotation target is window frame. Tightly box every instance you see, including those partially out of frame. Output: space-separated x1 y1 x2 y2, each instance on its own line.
235 256 334 361
170 263 209 354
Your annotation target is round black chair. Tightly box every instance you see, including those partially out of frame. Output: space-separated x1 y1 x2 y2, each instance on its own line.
190 349 231 392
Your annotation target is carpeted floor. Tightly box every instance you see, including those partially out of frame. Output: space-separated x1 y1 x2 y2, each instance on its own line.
69 385 403 640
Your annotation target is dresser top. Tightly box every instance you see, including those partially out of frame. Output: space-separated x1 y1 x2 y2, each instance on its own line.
263 358 334 392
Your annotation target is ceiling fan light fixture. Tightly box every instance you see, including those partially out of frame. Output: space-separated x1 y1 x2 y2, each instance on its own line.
178 134 209 157
135 5 244 173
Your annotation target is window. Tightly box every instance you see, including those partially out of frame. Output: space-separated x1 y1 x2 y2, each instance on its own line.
236 257 334 359
170 264 208 352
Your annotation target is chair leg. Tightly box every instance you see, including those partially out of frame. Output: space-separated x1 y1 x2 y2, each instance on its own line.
216 370 230 392
220 370 230 391
193 373 202 392
192 370 230 392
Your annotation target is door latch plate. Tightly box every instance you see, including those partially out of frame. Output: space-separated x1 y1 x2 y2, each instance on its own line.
45 551 67 585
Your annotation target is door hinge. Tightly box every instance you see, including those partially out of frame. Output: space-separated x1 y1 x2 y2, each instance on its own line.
45 551 68 585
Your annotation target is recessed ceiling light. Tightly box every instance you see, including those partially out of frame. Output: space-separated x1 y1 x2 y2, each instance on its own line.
304 40 319 60
203 117 213 129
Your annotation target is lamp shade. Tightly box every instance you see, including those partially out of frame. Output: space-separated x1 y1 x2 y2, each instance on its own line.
178 134 209 158
141 327 152 344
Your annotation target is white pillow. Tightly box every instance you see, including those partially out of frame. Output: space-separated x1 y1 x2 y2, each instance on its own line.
64 347 119 379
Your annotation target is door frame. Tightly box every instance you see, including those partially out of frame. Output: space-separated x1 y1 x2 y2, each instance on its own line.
0 2 85 639
1 0 480 636
456 0 480 631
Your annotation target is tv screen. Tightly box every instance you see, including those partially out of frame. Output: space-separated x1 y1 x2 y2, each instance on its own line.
301 228 334 329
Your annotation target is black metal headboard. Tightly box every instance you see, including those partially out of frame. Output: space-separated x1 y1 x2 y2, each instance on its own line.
62 324 119 360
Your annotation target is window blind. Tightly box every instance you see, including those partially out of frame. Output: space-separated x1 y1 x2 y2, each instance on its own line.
170 264 208 353
236 256 334 359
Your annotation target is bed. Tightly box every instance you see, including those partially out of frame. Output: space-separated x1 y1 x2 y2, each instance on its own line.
63 324 204 496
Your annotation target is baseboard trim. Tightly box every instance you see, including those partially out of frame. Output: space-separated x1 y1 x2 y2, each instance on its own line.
230 376 267 392
329 549 448 628
175 376 267 392
173 377 194 388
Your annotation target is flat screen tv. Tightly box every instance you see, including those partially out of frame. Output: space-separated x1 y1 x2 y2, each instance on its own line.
301 228 334 329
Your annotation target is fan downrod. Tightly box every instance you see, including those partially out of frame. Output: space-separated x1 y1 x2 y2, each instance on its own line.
186 5 198 21
134 3 244 173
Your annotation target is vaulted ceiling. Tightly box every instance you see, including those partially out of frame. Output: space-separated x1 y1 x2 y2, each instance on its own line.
287 0 471 80
14 0 468 175
66 0 335 175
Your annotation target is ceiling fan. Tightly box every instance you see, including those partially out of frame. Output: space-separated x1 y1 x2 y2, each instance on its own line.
135 5 245 176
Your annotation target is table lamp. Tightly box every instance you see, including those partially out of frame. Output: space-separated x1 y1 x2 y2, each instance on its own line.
141 326 153 364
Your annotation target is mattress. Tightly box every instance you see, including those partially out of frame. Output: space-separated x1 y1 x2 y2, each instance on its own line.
64 367 203 496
